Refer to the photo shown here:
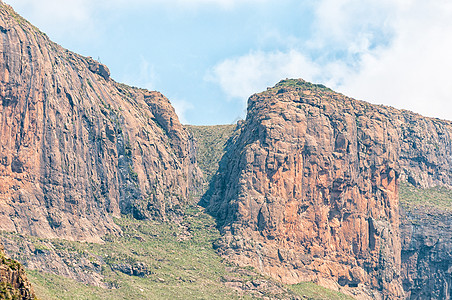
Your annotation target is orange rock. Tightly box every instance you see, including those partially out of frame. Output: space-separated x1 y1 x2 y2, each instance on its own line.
0 3 203 242
206 79 452 299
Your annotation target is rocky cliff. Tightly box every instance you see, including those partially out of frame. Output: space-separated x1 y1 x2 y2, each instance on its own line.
0 243 36 300
1 2 451 298
204 79 452 299
0 3 202 243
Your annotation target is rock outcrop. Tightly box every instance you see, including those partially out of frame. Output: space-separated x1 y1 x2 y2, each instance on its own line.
205 79 452 299
0 243 36 300
0 3 202 243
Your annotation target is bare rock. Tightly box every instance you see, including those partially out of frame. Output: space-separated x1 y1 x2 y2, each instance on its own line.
0 243 36 299
0 3 203 243
400 205 452 300
205 79 452 299
87 57 110 80
112 262 150 277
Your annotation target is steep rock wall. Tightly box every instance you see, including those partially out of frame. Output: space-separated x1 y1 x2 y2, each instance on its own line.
205 79 452 299
0 3 202 243
399 184 452 300
401 206 451 300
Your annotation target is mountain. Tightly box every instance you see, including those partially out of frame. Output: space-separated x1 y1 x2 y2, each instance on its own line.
0 2 451 299
203 79 452 299
0 2 202 243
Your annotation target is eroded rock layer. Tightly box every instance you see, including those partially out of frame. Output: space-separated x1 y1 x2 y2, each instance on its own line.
0 3 202 243
205 79 452 299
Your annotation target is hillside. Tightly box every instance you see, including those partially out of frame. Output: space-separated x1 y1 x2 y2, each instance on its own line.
185 124 236 185
1 206 353 300
0 2 451 299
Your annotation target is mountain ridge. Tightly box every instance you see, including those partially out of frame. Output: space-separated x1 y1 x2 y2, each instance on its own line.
0 3 451 299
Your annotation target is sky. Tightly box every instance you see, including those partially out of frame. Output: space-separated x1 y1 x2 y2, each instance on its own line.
6 0 452 124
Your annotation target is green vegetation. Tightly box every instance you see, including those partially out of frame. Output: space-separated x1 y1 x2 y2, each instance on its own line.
0 281 21 300
19 206 251 300
185 125 236 183
399 181 452 211
288 282 354 300
0 249 21 271
1 205 351 299
0 250 25 300
274 79 332 92
128 164 139 182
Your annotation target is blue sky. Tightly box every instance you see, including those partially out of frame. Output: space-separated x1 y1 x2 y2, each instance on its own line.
6 0 452 124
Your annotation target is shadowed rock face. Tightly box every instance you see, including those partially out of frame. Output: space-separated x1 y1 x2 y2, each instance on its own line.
0 3 202 243
400 206 452 300
205 79 452 299
399 184 452 300
0 243 36 299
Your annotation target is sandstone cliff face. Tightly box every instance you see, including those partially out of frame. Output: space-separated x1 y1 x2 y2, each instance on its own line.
0 3 202 243
205 79 452 299
0 243 36 300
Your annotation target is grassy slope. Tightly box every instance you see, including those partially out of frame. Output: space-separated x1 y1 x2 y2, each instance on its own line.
288 282 354 300
399 182 452 211
2 124 353 299
5 205 353 300
16 206 255 300
185 125 236 184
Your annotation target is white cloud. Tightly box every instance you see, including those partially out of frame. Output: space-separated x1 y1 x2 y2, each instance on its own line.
6 0 269 17
206 50 322 101
310 0 395 48
208 0 452 121
6 0 98 42
171 98 193 124
96 0 269 9
5 0 270 46
6 0 452 121
119 57 159 93
6 0 92 27
337 0 452 121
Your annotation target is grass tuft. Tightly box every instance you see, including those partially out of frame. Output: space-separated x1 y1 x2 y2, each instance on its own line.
399 182 452 211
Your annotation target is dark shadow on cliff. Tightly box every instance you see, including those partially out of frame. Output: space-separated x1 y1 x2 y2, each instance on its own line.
197 121 245 230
